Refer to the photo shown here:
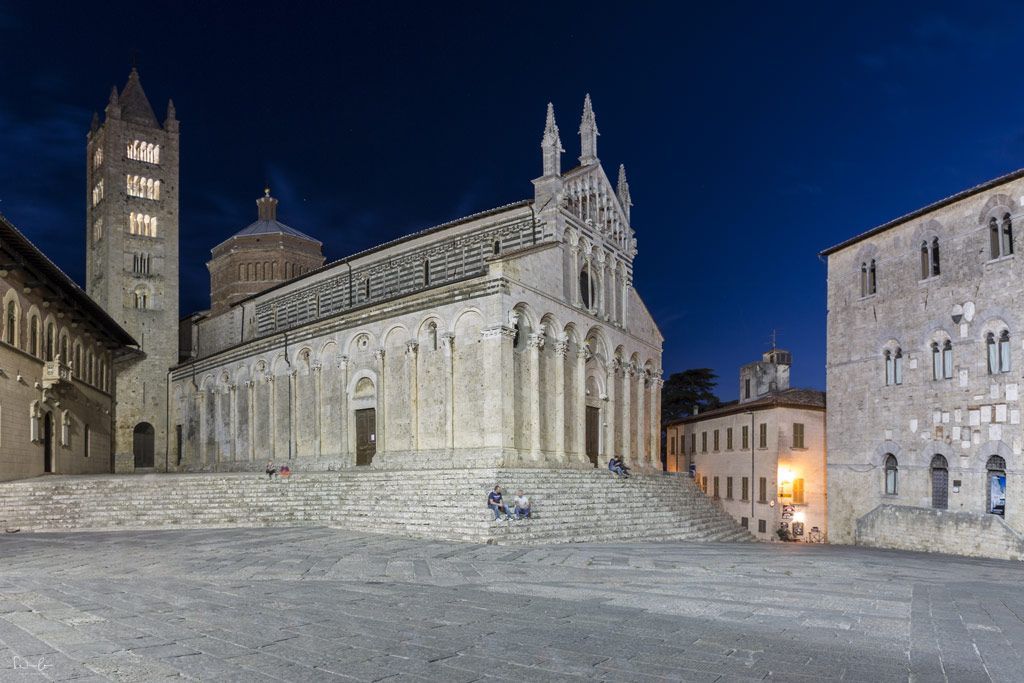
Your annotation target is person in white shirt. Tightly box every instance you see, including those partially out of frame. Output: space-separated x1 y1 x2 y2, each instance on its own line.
513 491 531 520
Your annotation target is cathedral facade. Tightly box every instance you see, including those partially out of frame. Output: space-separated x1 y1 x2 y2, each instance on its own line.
169 97 664 472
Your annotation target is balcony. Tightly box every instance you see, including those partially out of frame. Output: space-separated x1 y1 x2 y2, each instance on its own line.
42 360 72 389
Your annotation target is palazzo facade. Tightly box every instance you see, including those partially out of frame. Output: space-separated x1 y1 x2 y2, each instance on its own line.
169 96 664 472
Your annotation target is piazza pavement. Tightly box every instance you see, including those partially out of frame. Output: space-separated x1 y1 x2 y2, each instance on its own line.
0 528 1021 681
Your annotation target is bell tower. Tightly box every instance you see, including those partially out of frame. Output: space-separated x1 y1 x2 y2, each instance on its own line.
86 68 179 472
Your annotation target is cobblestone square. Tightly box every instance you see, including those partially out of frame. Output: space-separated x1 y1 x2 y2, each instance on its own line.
0 528 1022 681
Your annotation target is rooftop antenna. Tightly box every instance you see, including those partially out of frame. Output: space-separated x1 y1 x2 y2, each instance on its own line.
769 329 779 351
130 49 139 70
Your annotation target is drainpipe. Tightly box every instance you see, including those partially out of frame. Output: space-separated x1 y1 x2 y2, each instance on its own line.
747 410 755 524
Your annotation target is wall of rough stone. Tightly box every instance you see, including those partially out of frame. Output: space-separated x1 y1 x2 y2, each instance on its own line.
826 173 1024 546
855 504 1024 560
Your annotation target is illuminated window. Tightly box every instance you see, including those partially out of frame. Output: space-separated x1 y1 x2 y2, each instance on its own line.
93 217 103 243
93 147 103 168
92 179 104 206
129 212 157 238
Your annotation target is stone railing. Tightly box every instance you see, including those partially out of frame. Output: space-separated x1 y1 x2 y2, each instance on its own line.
42 359 72 389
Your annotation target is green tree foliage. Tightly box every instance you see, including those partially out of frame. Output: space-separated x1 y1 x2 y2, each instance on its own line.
661 368 721 423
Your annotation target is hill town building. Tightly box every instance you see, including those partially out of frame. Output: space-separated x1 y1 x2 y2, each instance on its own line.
823 168 1024 560
664 350 826 541
0 213 135 481
169 96 664 472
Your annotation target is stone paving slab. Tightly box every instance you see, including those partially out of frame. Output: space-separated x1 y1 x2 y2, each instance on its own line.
0 528 1023 680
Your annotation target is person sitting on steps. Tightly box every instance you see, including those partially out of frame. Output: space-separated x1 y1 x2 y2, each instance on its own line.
265 461 278 479
608 456 630 478
513 490 531 520
487 485 513 521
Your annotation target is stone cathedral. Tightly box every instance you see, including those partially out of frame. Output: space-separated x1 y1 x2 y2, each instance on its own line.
92 71 663 472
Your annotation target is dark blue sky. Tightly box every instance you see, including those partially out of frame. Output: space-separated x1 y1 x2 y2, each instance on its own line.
1 2 1021 399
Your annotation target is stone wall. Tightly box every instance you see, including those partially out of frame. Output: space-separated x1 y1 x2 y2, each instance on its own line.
855 504 1024 560
826 172 1024 547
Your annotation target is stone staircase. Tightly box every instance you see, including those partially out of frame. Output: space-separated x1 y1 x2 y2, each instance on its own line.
0 469 752 545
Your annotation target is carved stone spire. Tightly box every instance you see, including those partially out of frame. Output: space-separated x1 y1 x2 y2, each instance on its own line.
105 86 121 120
541 102 563 178
617 164 632 222
164 99 178 132
579 93 599 165
256 187 278 221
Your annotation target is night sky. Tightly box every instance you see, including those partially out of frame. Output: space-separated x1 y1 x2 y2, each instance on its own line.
1 2 1022 400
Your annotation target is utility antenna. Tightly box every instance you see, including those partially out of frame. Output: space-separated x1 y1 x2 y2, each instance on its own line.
769 329 779 351
130 49 139 70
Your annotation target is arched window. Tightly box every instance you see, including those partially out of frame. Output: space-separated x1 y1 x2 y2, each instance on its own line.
920 241 929 279
884 454 898 495
987 330 1011 374
987 455 1007 516
74 344 81 377
868 260 877 294
930 454 949 509
1003 213 1014 257
423 260 430 285
59 335 68 364
29 315 38 357
942 340 953 379
999 330 1011 373
894 348 903 385
134 290 148 309
428 322 438 351
860 262 867 297
5 300 16 346
931 342 941 380
884 350 893 385
931 237 940 275
45 323 54 361
579 268 592 309
493 240 501 255
364 278 371 300
990 217 1000 258
86 350 93 384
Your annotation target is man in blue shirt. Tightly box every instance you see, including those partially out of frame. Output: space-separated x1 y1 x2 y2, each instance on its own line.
487 485 512 521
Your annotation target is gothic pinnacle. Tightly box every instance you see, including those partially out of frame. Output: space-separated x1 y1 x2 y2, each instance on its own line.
541 102 564 178
579 93 599 165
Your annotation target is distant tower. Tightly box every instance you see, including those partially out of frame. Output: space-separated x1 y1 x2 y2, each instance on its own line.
207 188 324 315
85 68 179 472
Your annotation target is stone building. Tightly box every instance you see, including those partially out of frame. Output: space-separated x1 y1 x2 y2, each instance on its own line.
85 69 179 472
823 168 1024 559
0 213 135 481
169 96 664 472
664 350 826 541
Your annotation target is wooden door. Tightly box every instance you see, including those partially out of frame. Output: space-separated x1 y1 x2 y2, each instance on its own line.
585 406 600 467
43 412 53 473
355 408 376 466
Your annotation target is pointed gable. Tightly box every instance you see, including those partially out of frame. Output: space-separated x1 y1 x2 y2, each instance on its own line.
119 68 159 127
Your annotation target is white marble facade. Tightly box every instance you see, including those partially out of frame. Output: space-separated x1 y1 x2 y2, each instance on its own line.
169 96 663 472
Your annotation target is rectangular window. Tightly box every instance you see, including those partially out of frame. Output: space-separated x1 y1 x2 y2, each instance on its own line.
742 425 749 450
713 430 720 451
793 478 805 505
758 476 767 503
726 476 733 500
726 427 733 450
758 519 767 533
741 476 749 501
894 353 903 384
933 346 942 380
713 476 720 499
759 423 767 449
701 432 707 453
176 425 183 466
885 355 894 385
741 516 749 529
744 378 751 399
943 344 953 379
670 436 676 455
691 433 696 454
793 423 805 449
1000 337 1011 373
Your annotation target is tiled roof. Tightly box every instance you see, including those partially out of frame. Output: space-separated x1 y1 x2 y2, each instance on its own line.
231 219 320 243
666 387 826 426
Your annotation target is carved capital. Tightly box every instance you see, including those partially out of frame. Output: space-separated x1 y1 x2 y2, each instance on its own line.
554 333 569 357
338 354 350 370
405 340 419 355
481 324 516 341
576 340 591 360
244 380 255 388
527 333 546 350
440 332 455 350
311 363 322 374
266 375 275 384
374 348 386 362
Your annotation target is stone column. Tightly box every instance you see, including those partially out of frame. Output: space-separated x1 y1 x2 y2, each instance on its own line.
374 348 386 456
267 375 276 461
622 277 630 326
339 355 350 463
597 251 607 319
312 363 322 458
406 341 419 451
553 334 568 464
650 375 663 470
584 248 594 312
575 341 589 465
480 321 516 462
621 364 633 468
605 361 617 460
228 384 237 462
636 367 647 469
571 245 582 306
527 330 546 463
246 380 255 461
441 333 456 451
288 369 298 460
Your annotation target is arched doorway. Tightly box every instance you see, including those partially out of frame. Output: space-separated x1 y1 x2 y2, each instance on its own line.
987 455 1006 516
352 377 376 466
930 454 948 510
133 422 155 468
584 375 601 467
43 412 53 473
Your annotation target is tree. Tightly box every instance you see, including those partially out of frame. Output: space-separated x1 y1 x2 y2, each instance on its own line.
661 368 721 423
